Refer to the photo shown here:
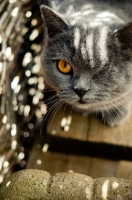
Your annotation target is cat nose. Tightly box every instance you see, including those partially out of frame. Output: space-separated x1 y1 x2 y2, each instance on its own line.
74 89 87 97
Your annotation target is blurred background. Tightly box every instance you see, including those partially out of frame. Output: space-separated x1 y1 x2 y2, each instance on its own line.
0 0 49 182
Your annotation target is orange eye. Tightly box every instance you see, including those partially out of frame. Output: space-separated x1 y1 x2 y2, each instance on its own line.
58 60 72 74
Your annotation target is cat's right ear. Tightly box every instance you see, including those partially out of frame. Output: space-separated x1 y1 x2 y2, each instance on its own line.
40 6 68 38
113 22 132 50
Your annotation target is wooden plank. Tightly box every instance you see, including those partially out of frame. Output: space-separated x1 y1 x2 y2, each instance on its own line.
116 161 132 180
47 106 132 147
26 138 118 178
88 114 132 146
27 109 132 179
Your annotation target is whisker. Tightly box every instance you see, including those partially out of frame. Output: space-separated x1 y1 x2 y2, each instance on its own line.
113 100 132 128
46 98 59 106
47 101 64 129
110 91 132 102
107 100 129 151
101 110 106 125
42 99 60 124
87 100 103 136
103 103 115 132
60 102 67 119
40 100 60 142
44 95 58 104
25 105 40 132
43 89 55 93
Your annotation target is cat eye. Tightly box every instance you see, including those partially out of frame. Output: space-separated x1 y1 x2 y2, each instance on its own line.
58 60 72 74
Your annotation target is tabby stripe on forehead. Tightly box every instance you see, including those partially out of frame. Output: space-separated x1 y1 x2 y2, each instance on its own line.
74 28 81 50
98 26 108 65
81 42 87 60
86 33 94 67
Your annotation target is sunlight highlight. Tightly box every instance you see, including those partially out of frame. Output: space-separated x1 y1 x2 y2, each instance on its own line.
42 143 49 153
112 181 119 189
11 76 19 90
22 52 32 67
2 115 7 124
61 118 67 127
6 181 11 187
102 180 109 199
37 160 42 165
11 7 19 17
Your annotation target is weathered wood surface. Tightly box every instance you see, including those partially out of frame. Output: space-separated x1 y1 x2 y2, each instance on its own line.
47 107 132 147
27 107 132 179
27 140 132 179
27 140 117 178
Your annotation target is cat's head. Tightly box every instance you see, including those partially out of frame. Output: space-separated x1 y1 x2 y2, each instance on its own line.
40 6 132 110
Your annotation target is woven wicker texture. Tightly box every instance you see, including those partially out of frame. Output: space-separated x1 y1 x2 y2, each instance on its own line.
0 0 47 182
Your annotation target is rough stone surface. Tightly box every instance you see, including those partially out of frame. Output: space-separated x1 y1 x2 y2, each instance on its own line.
0 169 51 200
0 169 132 200
93 177 132 200
48 172 93 199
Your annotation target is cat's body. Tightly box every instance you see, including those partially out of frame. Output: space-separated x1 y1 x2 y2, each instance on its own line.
40 0 132 126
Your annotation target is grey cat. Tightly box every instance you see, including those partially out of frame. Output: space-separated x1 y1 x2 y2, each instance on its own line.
40 0 132 126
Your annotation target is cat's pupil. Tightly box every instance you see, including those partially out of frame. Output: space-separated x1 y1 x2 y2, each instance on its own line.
64 62 66 68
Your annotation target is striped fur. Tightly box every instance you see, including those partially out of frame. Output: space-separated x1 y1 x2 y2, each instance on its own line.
40 0 132 126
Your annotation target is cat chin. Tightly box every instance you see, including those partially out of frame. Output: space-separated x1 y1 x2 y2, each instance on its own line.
69 100 114 112
71 101 96 111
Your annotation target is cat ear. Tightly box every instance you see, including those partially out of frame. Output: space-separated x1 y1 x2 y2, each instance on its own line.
40 5 68 38
113 23 132 49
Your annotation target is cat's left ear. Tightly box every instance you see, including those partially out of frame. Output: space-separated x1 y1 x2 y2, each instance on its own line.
113 23 132 49
40 5 68 38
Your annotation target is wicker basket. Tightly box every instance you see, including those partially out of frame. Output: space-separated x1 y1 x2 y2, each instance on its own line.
0 0 47 182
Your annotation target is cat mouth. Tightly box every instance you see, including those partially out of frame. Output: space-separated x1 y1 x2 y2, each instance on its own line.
78 100 87 104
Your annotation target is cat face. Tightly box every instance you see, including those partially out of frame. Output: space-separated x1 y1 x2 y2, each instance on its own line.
40 6 132 111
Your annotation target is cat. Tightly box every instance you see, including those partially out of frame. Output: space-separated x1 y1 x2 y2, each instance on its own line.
40 0 132 127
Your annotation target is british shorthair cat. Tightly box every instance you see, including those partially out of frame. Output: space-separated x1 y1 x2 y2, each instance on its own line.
40 0 132 126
